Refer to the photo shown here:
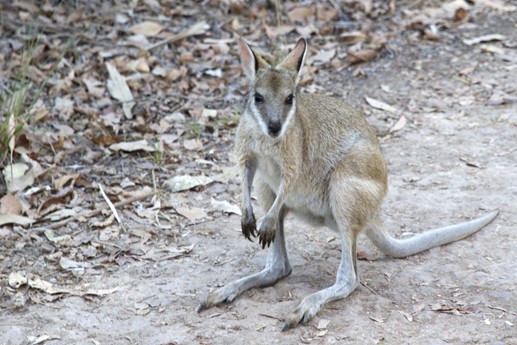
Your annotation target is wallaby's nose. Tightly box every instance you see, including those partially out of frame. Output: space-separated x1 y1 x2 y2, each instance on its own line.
267 121 282 137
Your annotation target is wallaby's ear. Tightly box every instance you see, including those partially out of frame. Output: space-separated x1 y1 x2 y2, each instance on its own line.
238 38 269 80
277 38 307 80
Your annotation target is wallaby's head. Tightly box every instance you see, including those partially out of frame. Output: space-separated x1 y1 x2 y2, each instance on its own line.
238 38 307 138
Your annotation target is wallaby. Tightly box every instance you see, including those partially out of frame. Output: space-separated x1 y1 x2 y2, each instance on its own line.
197 38 499 330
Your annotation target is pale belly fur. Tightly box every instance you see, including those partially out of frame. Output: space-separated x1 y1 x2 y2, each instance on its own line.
255 164 333 229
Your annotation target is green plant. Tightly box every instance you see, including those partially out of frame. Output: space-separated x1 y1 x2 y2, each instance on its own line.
187 122 203 140
0 2 71 168
153 146 163 164
0 50 35 167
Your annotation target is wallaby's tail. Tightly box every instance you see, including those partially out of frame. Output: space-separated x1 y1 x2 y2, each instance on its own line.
366 210 499 258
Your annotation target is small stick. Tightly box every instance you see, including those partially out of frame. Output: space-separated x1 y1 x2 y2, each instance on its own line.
98 183 123 226
32 190 158 232
487 305 508 313
361 281 379 295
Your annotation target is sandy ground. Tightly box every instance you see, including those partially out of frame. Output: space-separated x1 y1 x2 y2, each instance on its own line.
1 9 516 345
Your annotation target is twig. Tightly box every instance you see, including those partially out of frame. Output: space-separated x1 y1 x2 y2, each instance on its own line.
259 313 283 321
361 281 379 295
98 183 124 228
145 21 208 51
31 190 158 232
487 305 508 313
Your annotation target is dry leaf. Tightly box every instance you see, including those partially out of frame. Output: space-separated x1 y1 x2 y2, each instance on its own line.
8 272 28 288
109 140 155 152
264 25 295 39
478 0 516 12
480 44 505 55
202 108 217 119
128 21 164 37
212 165 240 183
59 257 92 271
164 175 213 192
83 77 105 98
0 193 23 215
357 251 379 261
44 230 73 246
184 139 202 151
143 244 195 261
348 48 378 64
389 116 407 134
317 318 330 330
132 57 150 73
316 6 338 21
134 301 151 315
27 335 61 345
365 96 398 113
176 207 207 220
2 156 44 192
54 173 81 190
152 65 167 77
310 48 336 65
288 7 315 23
211 198 242 216
106 62 135 119
28 277 68 294
38 186 74 215
44 208 77 221
0 214 35 226
54 96 74 120
339 31 368 44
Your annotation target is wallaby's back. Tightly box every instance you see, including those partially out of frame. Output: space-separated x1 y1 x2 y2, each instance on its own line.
296 94 387 184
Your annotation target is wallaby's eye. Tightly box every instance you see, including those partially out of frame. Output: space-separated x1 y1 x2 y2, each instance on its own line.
254 93 264 103
285 94 294 105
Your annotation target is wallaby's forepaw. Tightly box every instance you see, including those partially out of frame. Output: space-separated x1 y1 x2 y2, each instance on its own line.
241 211 257 241
282 296 322 331
258 218 277 249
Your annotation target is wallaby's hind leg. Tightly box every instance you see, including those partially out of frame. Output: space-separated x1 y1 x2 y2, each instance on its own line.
197 185 291 312
283 174 384 330
283 229 358 330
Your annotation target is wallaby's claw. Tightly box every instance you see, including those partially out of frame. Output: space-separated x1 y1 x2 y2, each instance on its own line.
282 294 322 330
257 217 277 249
241 213 257 241
257 227 275 249
282 321 294 332
196 301 207 313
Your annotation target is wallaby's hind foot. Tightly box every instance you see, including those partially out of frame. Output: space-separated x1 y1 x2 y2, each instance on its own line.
197 263 292 313
283 227 360 330
198 208 291 313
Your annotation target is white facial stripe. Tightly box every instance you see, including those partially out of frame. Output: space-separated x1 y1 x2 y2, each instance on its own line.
279 100 296 138
249 102 270 136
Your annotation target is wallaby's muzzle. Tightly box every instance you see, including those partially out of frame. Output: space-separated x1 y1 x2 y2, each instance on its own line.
267 120 282 137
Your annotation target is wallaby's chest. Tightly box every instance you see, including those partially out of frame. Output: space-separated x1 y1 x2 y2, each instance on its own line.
255 150 283 190
254 147 330 223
